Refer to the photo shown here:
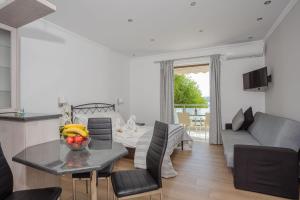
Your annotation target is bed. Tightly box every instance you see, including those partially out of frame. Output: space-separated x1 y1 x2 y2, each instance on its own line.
71 103 193 178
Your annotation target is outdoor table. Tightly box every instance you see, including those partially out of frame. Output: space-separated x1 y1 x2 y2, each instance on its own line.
13 139 128 200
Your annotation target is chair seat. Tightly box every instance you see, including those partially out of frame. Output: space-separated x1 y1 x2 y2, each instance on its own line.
72 163 113 179
5 187 61 200
111 169 159 198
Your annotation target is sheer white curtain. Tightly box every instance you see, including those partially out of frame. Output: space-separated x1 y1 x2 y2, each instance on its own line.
160 60 175 124
209 55 222 144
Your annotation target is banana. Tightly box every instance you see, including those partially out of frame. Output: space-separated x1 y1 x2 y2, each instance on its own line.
63 132 77 137
63 127 89 138
64 124 86 130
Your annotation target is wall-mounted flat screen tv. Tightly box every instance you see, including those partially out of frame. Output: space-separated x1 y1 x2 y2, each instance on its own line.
243 67 268 91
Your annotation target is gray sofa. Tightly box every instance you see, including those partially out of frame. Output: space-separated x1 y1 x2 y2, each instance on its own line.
222 112 300 199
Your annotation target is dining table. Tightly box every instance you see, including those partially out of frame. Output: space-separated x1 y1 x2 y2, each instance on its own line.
12 139 128 200
190 114 205 126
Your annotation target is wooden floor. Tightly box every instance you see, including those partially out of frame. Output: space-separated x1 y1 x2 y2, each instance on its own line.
60 141 289 200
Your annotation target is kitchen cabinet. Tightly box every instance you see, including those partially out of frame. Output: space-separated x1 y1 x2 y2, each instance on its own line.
0 0 56 28
0 113 61 190
0 23 17 111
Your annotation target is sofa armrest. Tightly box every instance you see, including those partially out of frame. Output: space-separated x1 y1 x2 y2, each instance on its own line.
225 123 232 130
234 145 299 199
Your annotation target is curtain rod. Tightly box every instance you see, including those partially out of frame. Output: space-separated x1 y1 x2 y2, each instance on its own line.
153 54 224 64
174 63 209 69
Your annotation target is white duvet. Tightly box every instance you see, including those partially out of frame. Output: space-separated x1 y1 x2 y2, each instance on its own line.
73 112 193 178
73 112 153 148
112 126 153 148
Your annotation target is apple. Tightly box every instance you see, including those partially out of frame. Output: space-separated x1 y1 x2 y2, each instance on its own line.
66 136 74 144
74 135 84 144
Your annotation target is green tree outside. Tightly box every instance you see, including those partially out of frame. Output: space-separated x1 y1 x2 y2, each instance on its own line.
174 74 208 108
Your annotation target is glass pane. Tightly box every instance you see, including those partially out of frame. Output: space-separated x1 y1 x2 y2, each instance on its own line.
0 28 11 109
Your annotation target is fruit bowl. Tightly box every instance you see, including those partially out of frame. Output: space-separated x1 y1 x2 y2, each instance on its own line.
61 124 90 151
64 136 91 151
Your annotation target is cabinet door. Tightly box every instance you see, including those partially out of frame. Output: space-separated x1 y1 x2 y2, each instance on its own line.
0 23 17 111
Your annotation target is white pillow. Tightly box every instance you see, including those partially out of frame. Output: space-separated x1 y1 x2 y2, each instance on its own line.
73 112 125 129
232 109 245 131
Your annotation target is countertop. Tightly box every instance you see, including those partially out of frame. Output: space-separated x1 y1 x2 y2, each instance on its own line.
0 112 62 122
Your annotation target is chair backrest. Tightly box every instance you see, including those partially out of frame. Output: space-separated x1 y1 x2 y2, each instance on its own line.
177 112 191 126
88 118 112 140
146 121 168 188
0 144 13 199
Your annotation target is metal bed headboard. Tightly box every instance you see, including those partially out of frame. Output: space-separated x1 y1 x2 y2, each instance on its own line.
71 103 115 122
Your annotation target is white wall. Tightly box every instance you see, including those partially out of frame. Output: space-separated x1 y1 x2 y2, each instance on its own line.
19 20 130 118
265 1 300 121
18 19 267 126
130 41 266 126
130 58 161 125
221 57 265 126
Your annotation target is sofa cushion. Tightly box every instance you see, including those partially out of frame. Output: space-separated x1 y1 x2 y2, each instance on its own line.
248 112 285 146
240 107 254 130
232 109 245 131
274 119 300 152
221 130 260 167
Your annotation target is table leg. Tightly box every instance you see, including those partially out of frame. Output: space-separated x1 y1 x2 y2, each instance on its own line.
90 170 97 200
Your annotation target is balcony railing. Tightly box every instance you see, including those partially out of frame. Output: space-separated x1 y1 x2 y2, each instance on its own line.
174 104 209 121
174 104 210 140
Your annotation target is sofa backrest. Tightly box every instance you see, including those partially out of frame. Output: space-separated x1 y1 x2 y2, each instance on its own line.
248 112 300 151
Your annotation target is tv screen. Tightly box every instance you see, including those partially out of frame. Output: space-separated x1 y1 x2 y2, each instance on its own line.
243 67 268 90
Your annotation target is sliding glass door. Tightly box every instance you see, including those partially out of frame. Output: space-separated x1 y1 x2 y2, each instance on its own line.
174 64 210 141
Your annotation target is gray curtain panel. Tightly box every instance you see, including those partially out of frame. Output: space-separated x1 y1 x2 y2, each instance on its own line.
209 55 222 144
160 60 175 124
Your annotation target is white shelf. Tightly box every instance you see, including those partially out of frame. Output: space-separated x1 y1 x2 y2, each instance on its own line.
0 0 56 28
0 44 10 48
0 20 16 112
0 90 11 109
0 65 10 68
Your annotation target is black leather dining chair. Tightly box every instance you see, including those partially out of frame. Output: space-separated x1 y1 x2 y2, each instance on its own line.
0 144 62 200
111 121 168 200
72 118 114 200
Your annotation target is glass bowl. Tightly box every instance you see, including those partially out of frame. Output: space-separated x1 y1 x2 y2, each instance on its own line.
64 137 91 151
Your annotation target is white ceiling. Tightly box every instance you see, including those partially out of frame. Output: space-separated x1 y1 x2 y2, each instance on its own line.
45 0 290 56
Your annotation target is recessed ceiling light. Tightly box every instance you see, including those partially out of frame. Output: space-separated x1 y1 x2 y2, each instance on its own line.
257 17 263 22
264 0 272 5
190 2 197 6
150 38 155 42
128 19 133 22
